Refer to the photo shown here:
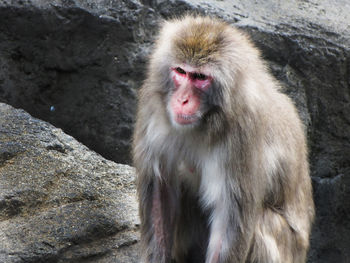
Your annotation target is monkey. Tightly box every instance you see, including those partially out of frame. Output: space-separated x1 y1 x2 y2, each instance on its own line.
132 15 315 263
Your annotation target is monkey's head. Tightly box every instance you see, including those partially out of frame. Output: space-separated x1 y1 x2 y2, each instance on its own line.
149 15 261 132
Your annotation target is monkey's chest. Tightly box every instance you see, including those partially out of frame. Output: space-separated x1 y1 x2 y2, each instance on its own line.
177 161 202 191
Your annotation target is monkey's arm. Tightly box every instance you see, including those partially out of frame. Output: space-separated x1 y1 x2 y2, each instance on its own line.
206 193 258 263
138 173 177 263
200 157 260 263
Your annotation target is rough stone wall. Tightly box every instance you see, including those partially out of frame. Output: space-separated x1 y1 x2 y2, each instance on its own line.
0 103 139 262
0 0 158 164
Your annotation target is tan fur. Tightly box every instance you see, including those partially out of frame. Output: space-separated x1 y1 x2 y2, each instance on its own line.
133 15 315 263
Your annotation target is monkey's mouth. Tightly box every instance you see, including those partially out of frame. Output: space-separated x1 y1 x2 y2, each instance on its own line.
175 114 199 125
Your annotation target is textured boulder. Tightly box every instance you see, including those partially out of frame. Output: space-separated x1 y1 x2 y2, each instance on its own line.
0 0 349 263
0 0 158 164
0 103 139 263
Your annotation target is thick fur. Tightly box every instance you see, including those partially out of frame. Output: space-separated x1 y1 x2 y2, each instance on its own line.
133 16 315 263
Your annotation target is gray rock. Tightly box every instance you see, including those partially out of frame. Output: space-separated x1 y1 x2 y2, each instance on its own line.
0 0 159 164
0 103 139 263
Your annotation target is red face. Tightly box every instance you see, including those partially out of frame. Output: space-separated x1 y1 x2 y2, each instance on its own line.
169 65 213 125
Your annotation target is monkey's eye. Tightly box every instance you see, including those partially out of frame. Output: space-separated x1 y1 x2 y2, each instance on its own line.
175 67 186 75
192 73 207 80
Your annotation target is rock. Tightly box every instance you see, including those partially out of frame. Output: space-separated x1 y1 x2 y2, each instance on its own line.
0 103 139 263
0 0 159 164
310 175 350 263
0 0 349 262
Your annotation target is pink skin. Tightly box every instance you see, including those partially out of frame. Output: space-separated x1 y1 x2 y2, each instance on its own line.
210 239 222 263
152 183 165 247
170 65 212 125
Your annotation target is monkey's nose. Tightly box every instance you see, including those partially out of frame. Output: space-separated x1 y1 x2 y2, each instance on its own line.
177 96 189 105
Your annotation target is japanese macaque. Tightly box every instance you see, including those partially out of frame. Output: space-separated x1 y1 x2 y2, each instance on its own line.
132 15 315 263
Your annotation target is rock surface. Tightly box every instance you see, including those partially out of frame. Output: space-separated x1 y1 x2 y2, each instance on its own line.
0 0 349 263
0 0 158 164
0 103 139 263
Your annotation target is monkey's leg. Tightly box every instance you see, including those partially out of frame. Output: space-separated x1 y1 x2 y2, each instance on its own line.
173 185 209 263
249 208 307 263
139 177 177 263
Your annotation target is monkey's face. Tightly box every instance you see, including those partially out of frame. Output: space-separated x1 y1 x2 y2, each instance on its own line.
166 63 213 129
